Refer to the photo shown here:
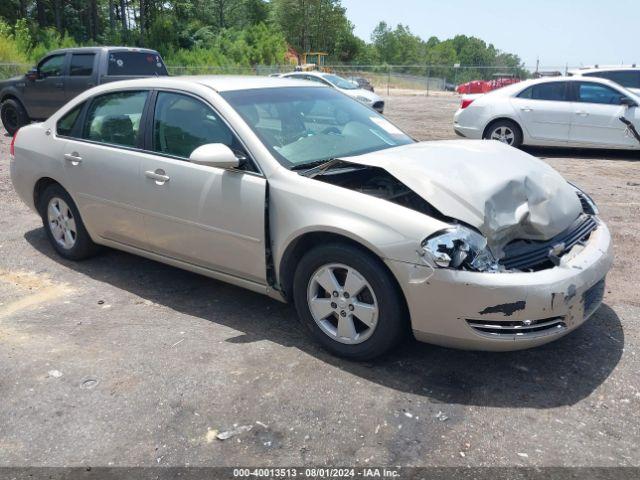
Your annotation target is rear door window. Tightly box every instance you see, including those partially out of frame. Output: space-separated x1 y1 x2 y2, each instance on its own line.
70 54 95 76
56 103 84 137
107 52 167 76
518 82 569 101
83 90 149 147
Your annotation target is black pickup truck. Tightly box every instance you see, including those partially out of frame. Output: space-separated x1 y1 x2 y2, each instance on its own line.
1 46 168 135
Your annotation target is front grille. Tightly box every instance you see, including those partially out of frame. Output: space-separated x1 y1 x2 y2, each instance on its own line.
583 278 605 317
577 191 597 215
467 317 566 338
500 215 597 271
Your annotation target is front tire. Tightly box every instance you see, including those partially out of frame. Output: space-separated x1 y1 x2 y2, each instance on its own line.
39 184 100 260
293 243 407 360
484 119 523 148
1 98 29 135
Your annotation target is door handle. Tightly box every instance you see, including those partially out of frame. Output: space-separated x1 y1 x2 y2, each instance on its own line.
55 82 63 88
520 107 533 112
63 152 82 165
145 169 170 184
576 111 589 116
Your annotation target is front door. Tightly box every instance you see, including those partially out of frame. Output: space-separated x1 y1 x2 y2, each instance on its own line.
23 54 68 119
138 91 267 283
569 81 638 148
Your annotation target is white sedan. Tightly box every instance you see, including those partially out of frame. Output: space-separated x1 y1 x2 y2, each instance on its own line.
454 76 640 150
280 71 384 113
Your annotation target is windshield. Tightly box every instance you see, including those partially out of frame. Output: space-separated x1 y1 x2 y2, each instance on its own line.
221 87 413 168
322 74 358 90
107 51 168 76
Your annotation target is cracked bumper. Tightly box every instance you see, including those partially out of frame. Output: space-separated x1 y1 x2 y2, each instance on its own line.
386 222 614 351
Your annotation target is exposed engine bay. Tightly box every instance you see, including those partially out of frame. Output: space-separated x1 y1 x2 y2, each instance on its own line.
312 165 445 220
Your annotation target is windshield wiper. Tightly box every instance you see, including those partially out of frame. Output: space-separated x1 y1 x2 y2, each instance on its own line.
293 158 350 178
290 159 332 171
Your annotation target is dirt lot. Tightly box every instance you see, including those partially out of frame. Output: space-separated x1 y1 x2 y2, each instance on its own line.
0 93 639 468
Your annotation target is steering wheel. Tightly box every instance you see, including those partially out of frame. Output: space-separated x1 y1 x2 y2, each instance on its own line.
321 126 341 135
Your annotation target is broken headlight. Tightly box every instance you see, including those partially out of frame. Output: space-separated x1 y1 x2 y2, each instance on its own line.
569 183 599 216
421 226 500 272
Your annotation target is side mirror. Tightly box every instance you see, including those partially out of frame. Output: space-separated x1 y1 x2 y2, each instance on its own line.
26 68 38 81
189 143 239 169
620 97 637 108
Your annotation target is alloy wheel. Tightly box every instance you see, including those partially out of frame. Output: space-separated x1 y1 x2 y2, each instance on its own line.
490 126 515 145
47 197 77 250
306 263 379 345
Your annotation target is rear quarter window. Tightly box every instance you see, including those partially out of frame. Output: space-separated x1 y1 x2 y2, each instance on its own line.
107 52 167 76
56 103 84 137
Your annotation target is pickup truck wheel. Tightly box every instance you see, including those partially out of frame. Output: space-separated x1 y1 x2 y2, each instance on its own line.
39 184 101 261
293 243 408 360
1 99 29 136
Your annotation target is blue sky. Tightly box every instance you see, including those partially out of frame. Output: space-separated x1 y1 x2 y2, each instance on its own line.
341 0 638 68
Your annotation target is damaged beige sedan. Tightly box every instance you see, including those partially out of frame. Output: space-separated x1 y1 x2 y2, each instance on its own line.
10 76 613 360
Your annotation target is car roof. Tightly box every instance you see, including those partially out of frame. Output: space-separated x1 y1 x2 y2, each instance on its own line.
84 75 322 93
568 66 639 75
284 71 332 78
480 75 638 99
47 46 161 55
513 75 630 89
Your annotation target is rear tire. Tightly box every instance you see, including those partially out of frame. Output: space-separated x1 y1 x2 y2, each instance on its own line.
1 98 29 135
484 119 523 148
293 243 407 360
39 184 101 260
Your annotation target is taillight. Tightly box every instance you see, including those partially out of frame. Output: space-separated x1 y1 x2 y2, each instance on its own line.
460 98 474 109
10 129 19 157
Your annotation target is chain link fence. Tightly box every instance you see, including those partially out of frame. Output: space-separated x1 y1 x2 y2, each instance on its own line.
0 62 30 80
1 62 572 95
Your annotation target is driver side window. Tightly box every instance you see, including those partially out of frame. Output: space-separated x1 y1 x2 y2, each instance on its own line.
38 55 65 78
152 92 236 159
576 82 627 105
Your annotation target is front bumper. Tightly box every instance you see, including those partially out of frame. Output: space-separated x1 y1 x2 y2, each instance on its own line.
386 221 614 351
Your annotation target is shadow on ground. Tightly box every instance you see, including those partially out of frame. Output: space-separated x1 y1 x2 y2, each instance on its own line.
26 228 624 410
522 146 639 161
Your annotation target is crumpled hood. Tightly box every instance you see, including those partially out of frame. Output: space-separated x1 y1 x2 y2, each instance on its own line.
343 140 582 255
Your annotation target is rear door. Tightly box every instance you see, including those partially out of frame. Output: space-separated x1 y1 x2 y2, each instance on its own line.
137 90 267 283
65 53 97 102
23 53 68 119
511 81 573 142
59 89 151 248
569 81 637 148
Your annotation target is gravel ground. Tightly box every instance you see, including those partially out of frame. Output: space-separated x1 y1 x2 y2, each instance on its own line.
0 93 639 468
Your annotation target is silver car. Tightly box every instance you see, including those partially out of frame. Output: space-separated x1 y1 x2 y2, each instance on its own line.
10 76 613 360
280 71 384 113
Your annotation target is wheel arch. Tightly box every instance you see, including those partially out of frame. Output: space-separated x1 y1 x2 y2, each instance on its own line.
482 116 524 140
0 90 27 112
277 230 407 312
33 177 65 215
